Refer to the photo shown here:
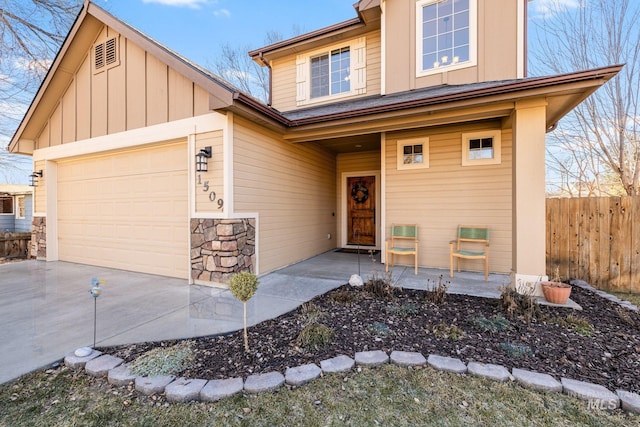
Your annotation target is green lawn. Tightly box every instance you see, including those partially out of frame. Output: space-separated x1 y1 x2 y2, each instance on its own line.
1 364 636 426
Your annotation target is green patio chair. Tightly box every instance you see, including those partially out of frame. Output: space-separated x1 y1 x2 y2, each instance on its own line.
449 225 490 281
385 224 418 275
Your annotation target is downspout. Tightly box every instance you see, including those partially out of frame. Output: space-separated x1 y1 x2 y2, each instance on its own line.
258 53 273 106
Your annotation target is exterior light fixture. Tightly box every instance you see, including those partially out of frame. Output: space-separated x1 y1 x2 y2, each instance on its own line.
195 146 212 172
29 170 43 187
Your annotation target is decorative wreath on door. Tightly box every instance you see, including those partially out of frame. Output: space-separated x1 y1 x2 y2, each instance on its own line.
351 183 369 203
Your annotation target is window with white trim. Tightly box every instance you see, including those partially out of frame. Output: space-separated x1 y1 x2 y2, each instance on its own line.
416 0 476 76
397 138 429 170
296 37 366 106
0 196 13 214
16 196 25 219
461 130 501 166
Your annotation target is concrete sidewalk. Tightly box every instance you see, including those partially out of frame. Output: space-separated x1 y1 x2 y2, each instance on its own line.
0 251 508 384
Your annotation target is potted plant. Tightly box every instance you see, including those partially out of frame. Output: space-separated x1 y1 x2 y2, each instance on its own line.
541 266 571 304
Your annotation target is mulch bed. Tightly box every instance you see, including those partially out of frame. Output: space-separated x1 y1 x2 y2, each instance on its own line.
103 284 640 392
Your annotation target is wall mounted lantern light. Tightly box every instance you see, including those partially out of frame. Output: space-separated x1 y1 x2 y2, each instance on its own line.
29 170 43 187
195 146 212 172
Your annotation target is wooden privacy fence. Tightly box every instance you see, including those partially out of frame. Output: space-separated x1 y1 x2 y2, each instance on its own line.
0 232 31 259
546 196 640 293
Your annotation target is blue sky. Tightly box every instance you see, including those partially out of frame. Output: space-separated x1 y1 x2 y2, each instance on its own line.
96 0 358 67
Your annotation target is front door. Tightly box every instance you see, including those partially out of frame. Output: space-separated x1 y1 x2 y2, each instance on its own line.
347 176 376 246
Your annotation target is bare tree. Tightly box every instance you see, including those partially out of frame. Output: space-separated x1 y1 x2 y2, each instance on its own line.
0 0 80 182
531 0 640 196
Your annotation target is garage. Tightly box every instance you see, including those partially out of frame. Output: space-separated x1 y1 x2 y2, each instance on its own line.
56 141 189 278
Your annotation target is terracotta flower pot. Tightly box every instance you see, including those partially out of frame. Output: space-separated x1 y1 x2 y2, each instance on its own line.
541 281 572 304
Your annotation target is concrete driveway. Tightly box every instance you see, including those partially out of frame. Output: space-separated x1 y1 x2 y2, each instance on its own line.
0 251 510 385
0 257 350 385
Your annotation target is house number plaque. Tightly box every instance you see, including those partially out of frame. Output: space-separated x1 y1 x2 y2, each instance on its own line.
197 174 224 210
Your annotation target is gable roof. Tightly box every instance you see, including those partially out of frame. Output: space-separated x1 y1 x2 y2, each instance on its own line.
9 0 241 154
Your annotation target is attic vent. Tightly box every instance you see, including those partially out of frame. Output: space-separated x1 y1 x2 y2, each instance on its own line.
93 36 119 73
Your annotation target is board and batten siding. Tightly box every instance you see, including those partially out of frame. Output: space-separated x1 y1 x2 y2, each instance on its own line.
195 130 224 213
385 125 512 274
35 25 211 149
270 30 381 112
336 151 381 247
233 117 337 274
33 160 46 214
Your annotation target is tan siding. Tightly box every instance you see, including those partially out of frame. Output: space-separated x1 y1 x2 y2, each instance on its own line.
169 68 194 121
49 103 62 146
146 54 168 126
34 160 46 213
33 25 214 146
38 122 50 148
61 81 76 143
126 40 147 130
91 65 108 137
271 30 381 112
385 124 512 273
336 151 381 247
195 130 224 213
76 55 91 141
107 41 127 134
233 117 337 274
271 56 297 112
194 85 210 116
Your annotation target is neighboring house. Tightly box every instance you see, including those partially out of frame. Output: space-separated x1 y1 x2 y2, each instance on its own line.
8 1 619 285
0 185 33 233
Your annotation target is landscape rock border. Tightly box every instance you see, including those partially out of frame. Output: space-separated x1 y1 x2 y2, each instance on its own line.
60 281 639 414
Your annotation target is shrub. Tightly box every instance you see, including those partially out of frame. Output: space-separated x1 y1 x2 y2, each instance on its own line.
367 321 392 337
431 323 465 340
229 271 259 352
426 275 448 304
551 315 594 336
296 323 334 350
363 271 395 300
129 341 195 377
299 302 324 325
329 289 358 305
470 314 512 333
386 303 419 317
499 286 541 323
501 342 533 358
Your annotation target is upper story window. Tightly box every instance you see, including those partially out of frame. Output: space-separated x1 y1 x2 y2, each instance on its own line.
296 37 366 106
416 0 477 77
311 47 351 98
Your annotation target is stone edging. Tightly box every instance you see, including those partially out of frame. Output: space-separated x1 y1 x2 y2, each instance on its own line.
61 282 640 412
64 348 640 413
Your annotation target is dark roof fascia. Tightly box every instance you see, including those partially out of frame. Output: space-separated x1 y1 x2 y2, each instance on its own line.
259 65 623 127
248 17 363 59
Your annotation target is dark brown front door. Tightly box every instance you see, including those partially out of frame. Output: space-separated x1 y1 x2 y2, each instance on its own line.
347 176 376 246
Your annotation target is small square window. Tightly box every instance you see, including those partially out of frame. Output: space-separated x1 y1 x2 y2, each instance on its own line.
397 138 429 170
462 131 501 166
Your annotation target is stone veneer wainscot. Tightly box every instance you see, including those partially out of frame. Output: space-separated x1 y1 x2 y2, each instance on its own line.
191 218 256 284
31 216 46 259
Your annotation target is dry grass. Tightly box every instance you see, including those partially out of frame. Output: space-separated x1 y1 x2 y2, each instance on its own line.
1 364 637 426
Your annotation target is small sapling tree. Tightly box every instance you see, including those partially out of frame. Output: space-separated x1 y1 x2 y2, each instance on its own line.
229 271 259 352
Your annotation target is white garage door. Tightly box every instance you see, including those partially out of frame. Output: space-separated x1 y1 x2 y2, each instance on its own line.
57 141 188 278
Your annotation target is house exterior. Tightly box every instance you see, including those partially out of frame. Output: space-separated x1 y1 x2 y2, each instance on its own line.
0 185 33 233
9 0 620 286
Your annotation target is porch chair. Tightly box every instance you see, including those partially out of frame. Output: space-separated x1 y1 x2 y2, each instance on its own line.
385 224 418 275
449 225 490 281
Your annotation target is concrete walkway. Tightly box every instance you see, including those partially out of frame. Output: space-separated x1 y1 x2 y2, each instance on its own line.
0 250 509 384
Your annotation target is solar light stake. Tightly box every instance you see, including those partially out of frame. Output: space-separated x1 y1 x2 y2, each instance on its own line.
89 278 105 348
